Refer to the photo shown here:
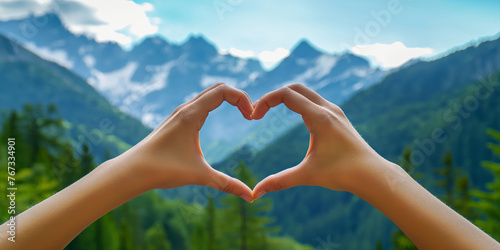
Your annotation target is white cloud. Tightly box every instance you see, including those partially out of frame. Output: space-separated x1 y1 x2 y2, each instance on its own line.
258 48 290 63
223 47 255 58
351 42 434 69
220 47 290 69
0 0 159 46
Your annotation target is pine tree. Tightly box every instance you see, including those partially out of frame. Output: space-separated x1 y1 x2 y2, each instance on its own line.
219 163 278 250
118 202 147 249
435 149 456 205
119 203 136 250
0 106 59 219
471 129 500 241
21 104 64 166
80 142 95 176
146 222 172 250
434 149 476 220
455 175 476 220
190 220 208 250
54 142 82 188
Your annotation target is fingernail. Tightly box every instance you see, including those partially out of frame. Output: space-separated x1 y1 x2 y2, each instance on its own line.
254 191 266 200
240 194 253 203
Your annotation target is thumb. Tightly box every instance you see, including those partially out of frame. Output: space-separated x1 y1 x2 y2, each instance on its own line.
204 168 254 203
252 165 304 200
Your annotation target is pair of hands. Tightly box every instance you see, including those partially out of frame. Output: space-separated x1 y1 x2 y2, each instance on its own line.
5 83 496 250
121 83 389 202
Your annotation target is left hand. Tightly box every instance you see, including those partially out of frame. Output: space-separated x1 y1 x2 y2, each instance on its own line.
118 83 254 202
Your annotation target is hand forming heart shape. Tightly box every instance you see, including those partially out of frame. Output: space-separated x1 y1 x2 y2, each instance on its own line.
124 82 389 203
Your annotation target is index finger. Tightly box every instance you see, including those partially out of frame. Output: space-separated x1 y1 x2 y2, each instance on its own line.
192 83 254 120
252 86 319 120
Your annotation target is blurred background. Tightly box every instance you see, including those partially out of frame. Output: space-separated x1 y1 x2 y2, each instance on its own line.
1 0 500 249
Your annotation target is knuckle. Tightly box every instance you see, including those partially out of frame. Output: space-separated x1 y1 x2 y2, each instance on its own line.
260 91 272 101
289 83 305 90
220 179 235 194
269 175 284 191
330 104 346 117
282 85 295 95
314 105 347 125
315 107 334 124
172 103 186 115
176 104 197 124
208 171 236 194
213 82 227 90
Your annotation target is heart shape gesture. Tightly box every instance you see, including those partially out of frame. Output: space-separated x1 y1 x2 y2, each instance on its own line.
125 82 255 202
125 82 389 203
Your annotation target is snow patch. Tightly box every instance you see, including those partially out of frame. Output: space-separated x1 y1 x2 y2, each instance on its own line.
25 43 75 69
88 62 138 96
248 71 260 82
315 55 338 79
83 55 96 68
213 56 249 73
281 55 338 87
79 45 93 55
88 61 174 108
352 81 365 91
233 59 248 73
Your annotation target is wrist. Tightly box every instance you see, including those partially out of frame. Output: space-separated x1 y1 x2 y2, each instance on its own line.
346 157 408 198
106 150 155 194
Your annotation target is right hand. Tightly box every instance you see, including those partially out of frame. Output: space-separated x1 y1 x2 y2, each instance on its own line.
251 84 391 199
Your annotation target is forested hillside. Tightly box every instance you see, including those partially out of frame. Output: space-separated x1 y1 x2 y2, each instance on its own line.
0 35 150 160
216 37 500 248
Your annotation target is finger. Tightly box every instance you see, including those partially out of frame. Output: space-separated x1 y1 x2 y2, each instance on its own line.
252 165 305 200
252 86 319 120
205 169 254 203
287 83 329 106
190 82 228 103
170 82 229 117
192 83 254 120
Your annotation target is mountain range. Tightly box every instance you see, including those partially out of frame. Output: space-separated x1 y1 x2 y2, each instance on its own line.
0 14 385 162
3 12 499 249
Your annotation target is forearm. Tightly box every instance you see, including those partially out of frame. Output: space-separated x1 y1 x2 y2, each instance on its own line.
0 157 150 249
350 161 499 249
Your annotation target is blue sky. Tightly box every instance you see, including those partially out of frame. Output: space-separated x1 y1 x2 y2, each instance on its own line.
138 0 498 50
134 0 500 68
1 0 499 69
